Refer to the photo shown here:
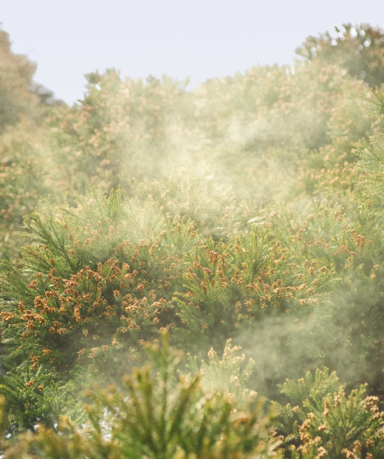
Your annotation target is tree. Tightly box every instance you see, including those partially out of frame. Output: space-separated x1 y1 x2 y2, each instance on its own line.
296 23 384 87
0 27 43 132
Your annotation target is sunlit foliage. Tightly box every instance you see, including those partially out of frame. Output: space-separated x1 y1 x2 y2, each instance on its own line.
1 21 384 457
275 369 384 458
0 336 282 459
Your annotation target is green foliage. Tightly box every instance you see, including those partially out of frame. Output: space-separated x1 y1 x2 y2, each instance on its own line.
1 187 361 393
47 70 198 196
4 181 384 425
356 89 384 214
130 170 252 240
0 189 201 383
0 367 86 434
297 23 384 88
0 27 59 266
0 121 53 266
187 338 256 398
274 369 384 458
196 63 353 150
0 395 10 454
1 20 384 456
1 334 282 459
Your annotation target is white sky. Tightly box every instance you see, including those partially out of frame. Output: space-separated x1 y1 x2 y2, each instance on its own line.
1 0 384 105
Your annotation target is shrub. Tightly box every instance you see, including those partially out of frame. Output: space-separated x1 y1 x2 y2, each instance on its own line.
274 369 384 458
0 120 54 267
47 70 198 196
0 189 200 379
2 334 282 459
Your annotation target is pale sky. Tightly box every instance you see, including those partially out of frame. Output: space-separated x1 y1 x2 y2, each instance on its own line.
1 0 384 105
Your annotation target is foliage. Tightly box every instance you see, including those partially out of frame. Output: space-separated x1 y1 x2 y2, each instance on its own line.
1 334 282 459
296 23 384 88
187 338 256 398
2 186 368 393
193 62 370 203
3 180 384 424
47 70 198 197
0 189 200 382
1 20 384 456
0 27 44 132
130 170 253 241
0 186 336 399
0 27 59 266
274 369 384 458
0 367 86 434
0 120 54 266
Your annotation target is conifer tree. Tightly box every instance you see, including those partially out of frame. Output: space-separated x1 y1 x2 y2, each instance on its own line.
297 23 384 87
0 27 43 132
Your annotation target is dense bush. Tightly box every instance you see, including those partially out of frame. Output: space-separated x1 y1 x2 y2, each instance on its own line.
0 335 282 459
46 70 198 197
0 27 62 266
0 120 54 266
275 369 384 458
1 21 384 457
